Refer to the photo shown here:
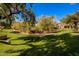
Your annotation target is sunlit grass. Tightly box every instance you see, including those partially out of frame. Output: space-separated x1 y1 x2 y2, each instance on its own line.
0 29 79 56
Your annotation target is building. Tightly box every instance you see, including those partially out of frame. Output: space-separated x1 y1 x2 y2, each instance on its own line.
57 23 69 29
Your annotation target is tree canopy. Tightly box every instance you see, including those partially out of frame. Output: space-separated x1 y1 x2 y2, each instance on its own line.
60 11 79 32
0 3 36 29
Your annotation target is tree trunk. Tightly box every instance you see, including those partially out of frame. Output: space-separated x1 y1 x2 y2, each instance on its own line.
74 22 78 32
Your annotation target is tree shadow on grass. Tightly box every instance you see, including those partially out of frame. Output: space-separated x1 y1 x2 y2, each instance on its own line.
6 33 79 56
9 35 42 46
19 33 79 56
13 35 41 42
0 41 10 44
0 37 10 45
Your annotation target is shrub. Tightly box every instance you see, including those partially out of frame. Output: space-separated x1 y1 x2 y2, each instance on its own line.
37 16 55 32
11 22 22 30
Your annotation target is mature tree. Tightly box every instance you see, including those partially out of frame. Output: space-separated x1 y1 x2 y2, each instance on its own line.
0 3 36 29
0 3 23 19
37 16 55 32
22 4 36 25
61 12 79 32
60 15 73 28
0 3 24 28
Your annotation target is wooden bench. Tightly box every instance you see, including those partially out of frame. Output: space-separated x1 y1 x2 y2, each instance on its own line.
0 35 10 44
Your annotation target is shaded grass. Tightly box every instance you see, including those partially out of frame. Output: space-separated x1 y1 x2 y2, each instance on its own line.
19 33 79 56
0 29 79 56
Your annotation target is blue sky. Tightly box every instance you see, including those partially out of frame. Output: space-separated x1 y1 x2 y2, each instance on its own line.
16 3 79 23
32 3 79 22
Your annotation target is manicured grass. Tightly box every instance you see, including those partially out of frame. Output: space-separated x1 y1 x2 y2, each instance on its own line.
0 29 79 56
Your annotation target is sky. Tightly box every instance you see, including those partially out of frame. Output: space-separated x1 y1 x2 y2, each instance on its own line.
32 3 79 22
16 3 79 23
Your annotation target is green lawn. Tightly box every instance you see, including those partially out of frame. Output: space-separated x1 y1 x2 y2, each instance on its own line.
0 29 79 56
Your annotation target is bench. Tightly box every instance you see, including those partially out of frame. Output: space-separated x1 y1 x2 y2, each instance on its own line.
0 35 10 44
